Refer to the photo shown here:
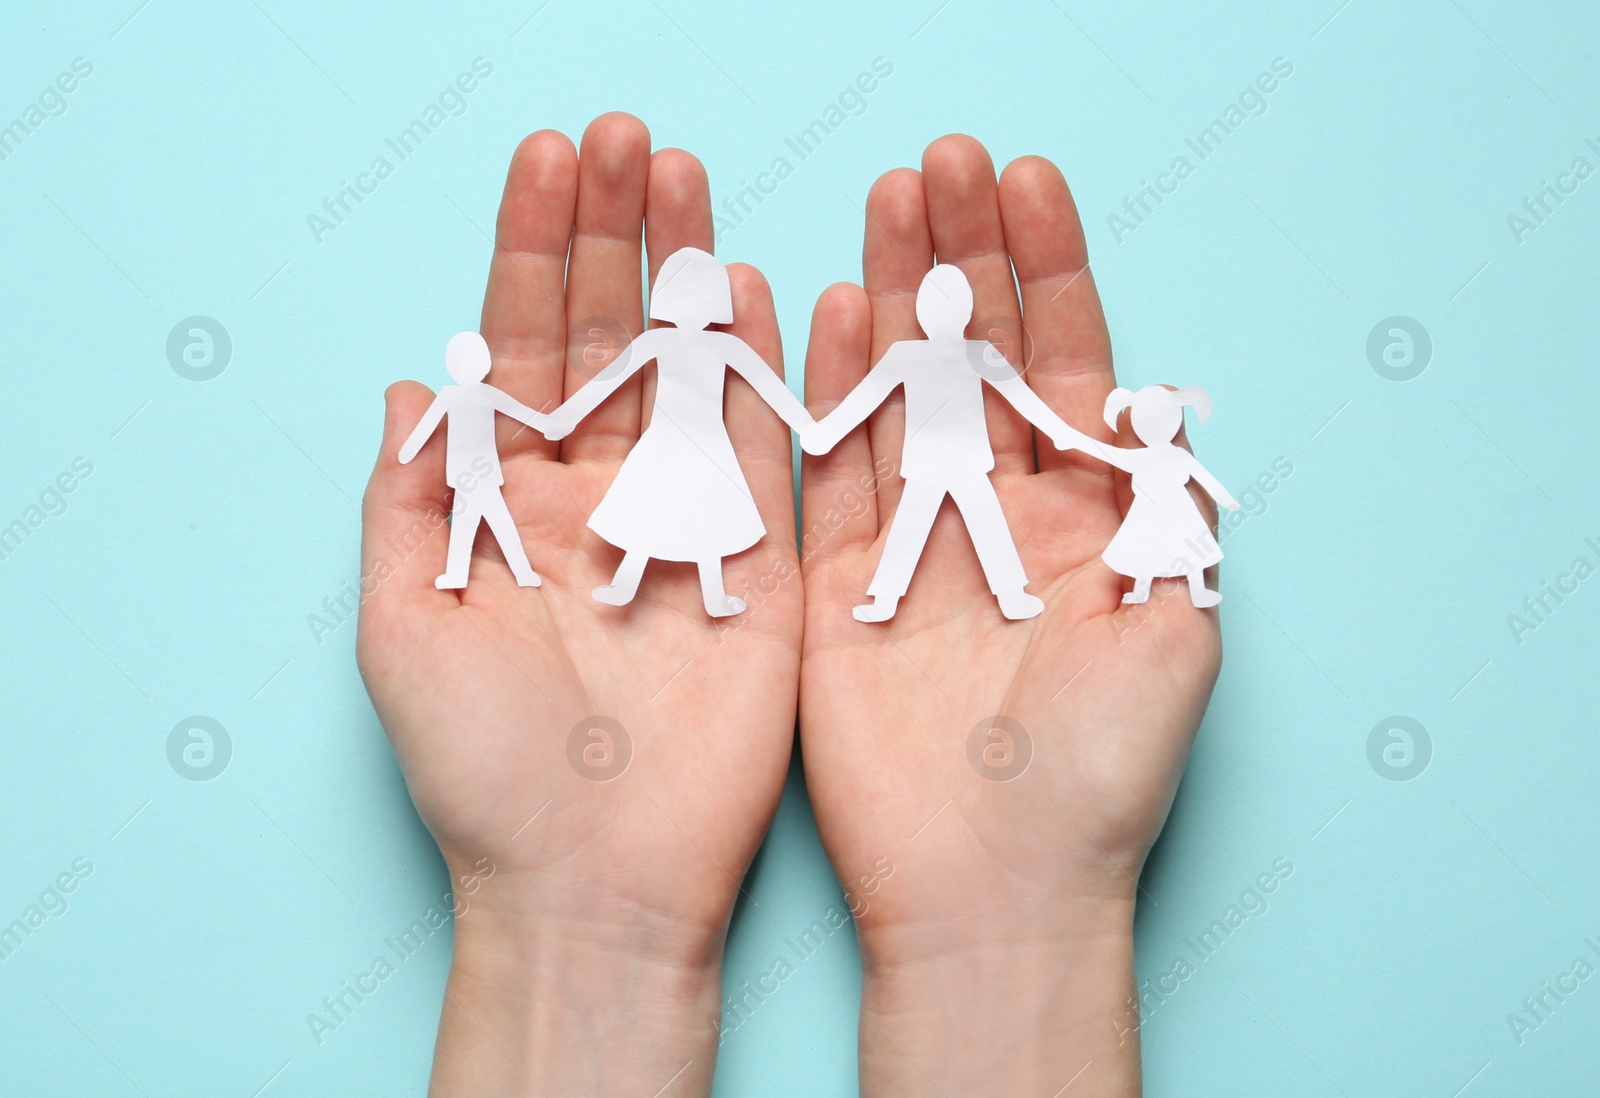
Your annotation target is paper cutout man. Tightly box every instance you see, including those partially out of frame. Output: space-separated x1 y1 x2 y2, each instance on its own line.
805 264 1091 622
542 247 815 618
1090 386 1240 607
399 331 548 589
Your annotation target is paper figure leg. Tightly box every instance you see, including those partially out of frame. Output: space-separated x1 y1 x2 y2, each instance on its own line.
856 479 946 623
593 551 649 606
436 499 485 589
480 491 541 588
948 476 1043 621
1122 577 1153 604
697 559 747 619
1186 569 1221 608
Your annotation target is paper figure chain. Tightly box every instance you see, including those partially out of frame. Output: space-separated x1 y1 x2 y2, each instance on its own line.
398 250 1241 619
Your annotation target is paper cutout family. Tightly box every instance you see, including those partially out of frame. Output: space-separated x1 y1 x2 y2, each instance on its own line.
399 247 1241 620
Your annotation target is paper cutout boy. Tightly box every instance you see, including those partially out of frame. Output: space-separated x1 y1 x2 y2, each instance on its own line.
1089 386 1241 607
399 331 548 589
804 264 1090 622
541 247 815 618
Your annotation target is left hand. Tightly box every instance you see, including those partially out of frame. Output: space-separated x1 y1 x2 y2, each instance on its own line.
798 135 1226 1096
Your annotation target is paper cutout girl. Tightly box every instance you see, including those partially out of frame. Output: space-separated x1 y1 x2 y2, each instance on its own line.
1090 386 1241 607
399 331 548 589
542 247 814 618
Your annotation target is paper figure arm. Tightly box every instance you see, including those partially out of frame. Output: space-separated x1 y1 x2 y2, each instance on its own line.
398 394 448 464
979 354 1098 454
1185 452 1242 511
720 333 817 439
806 342 911 455
488 387 549 431
544 328 663 440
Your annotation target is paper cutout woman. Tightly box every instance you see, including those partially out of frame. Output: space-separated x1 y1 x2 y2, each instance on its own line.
1090 385 1241 607
804 265 1090 622
399 332 549 589
542 247 814 618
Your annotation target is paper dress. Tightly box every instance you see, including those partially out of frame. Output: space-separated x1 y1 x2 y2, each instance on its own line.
544 247 814 617
1091 386 1241 607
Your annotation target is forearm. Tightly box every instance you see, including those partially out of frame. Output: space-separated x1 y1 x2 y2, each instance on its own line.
431 886 724 1097
857 892 1140 1097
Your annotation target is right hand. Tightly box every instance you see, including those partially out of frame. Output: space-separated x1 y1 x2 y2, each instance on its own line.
359 113 804 1095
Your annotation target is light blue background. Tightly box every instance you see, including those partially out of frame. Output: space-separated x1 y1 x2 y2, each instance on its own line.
2 0 1597 1094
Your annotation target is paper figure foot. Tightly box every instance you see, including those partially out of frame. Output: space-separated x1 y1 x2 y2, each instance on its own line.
1186 571 1221 608
1121 577 1153 605
997 591 1045 620
705 595 747 618
697 560 745 618
513 570 542 588
435 572 469 590
852 596 900 623
592 584 634 606
593 551 647 606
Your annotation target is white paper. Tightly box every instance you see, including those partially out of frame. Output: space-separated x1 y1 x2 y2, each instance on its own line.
543 247 815 618
1089 385 1241 607
805 264 1092 622
398 331 547 589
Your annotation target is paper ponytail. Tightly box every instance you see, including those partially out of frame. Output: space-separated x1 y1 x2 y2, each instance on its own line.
1102 387 1136 431
1174 385 1213 424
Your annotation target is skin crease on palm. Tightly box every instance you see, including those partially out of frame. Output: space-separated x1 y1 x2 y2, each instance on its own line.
357 112 1224 1097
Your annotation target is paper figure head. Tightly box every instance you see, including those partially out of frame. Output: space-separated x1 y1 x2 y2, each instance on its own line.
915 264 974 339
649 247 733 330
1103 385 1213 444
446 331 492 384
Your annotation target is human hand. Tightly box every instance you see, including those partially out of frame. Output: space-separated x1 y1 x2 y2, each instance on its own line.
798 138 1226 1095
359 114 801 1096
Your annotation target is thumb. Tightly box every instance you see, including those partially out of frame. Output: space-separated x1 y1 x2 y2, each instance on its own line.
359 383 457 650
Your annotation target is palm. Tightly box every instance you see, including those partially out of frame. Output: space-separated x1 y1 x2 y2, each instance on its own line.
798 139 1221 962
358 115 800 941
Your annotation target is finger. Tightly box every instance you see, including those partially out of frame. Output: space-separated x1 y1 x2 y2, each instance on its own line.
360 383 459 644
800 281 878 568
998 155 1117 487
561 112 651 464
860 167 933 516
481 130 576 460
642 147 715 433
921 134 1032 475
722 264 797 548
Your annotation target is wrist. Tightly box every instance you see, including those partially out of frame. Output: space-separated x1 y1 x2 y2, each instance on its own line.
430 872 725 1096
857 891 1140 1097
